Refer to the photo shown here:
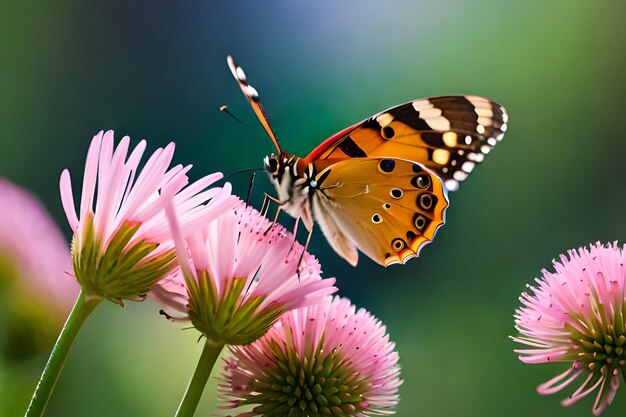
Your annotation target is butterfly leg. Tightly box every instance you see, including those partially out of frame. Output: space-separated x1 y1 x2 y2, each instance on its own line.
286 217 301 259
261 193 284 235
260 192 282 217
296 226 314 278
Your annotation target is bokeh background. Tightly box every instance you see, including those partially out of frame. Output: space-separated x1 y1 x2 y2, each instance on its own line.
1 0 626 416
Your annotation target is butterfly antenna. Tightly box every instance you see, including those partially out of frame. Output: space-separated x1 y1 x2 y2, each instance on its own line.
246 172 256 204
222 166 266 182
220 105 274 149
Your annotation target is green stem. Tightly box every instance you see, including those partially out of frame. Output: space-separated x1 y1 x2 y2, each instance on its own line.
24 290 101 417
176 339 225 417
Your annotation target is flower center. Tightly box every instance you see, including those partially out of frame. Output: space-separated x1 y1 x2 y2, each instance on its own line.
566 297 626 376
249 346 366 417
573 326 626 372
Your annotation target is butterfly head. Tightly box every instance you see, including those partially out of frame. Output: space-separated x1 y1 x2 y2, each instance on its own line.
263 151 309 219
263 152 299 178
263 154 280 175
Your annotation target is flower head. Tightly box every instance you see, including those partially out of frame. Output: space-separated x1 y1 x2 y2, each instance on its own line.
219 296 402 417
513 242 626 415
151 200 337 345
59 130 234 304
0 179 78 360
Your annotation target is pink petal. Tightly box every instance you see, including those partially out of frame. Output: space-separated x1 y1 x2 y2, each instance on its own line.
59 169 78 230
79 131 103 218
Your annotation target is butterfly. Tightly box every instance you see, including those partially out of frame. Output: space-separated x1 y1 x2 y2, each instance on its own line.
227 55 508 267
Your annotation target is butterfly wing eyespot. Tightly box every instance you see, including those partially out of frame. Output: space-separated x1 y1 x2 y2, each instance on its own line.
411 173 431 189
302 95 507 192
311 157 448 266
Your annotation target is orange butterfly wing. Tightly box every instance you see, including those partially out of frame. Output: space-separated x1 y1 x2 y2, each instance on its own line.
302 96 508 191
311 158 449 266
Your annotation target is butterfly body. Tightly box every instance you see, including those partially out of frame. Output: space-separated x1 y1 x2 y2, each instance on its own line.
228 56 508 267
264 152 315 230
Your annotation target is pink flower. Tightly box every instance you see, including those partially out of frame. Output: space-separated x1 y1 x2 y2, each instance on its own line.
0 179 78 306
151 200 337 345
513 242 626 415
219 296 402 417
59 130 235 304
0 179 79 359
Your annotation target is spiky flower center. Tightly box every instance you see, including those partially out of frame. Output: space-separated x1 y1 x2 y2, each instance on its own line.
565 295 626 377
244 339 367 417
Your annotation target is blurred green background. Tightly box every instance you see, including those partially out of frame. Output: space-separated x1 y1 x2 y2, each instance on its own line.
1 0 626 416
